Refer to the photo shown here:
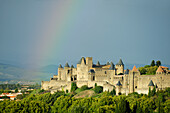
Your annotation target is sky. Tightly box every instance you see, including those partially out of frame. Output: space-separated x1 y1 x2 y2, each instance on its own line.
0 0 170 68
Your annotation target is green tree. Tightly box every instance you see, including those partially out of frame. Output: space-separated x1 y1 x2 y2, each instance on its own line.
110 88 116 96
115 96 131 113
15 88 18 93
148 87 151 97
71 82 77 92
94 86 103 93
138 67 147 75
136 102 143 113
151 60 155 66
80 85 88 91
16 94 24 100
156 60 161 67
151 86 156 96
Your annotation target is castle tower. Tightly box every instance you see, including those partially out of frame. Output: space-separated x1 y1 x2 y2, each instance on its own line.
86 57 93 68
129 66 140 93
123 69 129 88
115 59 124 75
58 64 63 80
64 62 70 81
116 81 122 95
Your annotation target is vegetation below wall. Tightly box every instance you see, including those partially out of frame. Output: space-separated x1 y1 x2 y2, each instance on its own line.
0 87 170 113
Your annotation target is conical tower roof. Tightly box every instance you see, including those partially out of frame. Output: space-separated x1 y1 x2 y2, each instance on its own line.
148 80 154 86
77 58 82 64
117 59 124 65
77 57 86 64
65 62 70 67
106 62 110 65
109 62 115 70
58 64 63 68
96 61 100 66
116 81 122 86
125 69 129 74
71 65 74 68
132 66 138 72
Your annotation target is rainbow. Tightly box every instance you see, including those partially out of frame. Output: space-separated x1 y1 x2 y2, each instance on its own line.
28 1 86 67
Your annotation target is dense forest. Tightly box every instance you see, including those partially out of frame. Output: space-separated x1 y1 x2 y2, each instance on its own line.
0 85 169 113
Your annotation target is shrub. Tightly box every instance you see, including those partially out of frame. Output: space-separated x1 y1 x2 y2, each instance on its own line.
80 85 88 91
110 88 116 96
66 89 68 93
94 86 103 93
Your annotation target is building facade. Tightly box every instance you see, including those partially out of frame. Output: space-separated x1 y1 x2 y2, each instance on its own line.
41 57 170 95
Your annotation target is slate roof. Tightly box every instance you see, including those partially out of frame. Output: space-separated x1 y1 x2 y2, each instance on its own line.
77 58 82 64
65 62 70 67
116 59 124 65
96 61 100 65
109 62 115 70
116 81 122 86
88 69 95 73
125 69 129 74
58 64 63 68
148 80 154 86
71 65 74 68
132 66 138 72
106 62 110 65
77 57 86 64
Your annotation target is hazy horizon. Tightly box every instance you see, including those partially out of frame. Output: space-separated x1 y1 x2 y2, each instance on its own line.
1 0 170 68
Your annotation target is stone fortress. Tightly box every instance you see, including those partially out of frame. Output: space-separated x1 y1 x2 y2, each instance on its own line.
41 57 170 95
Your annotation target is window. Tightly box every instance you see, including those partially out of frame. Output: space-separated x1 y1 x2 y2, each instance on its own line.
92 76 95 81
74 76 77 80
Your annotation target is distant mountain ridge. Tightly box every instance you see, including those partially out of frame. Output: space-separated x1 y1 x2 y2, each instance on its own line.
0 63 51 84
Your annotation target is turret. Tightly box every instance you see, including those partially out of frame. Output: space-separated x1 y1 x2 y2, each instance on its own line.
58 64 63 80
123 69 129 88
106 62 110 65
109 62 115 70
86 57 93 68
77 57 86 66
129 66 140 93
71 65 74 68
81 57 86 65
64 62 70 68
116 59 124 74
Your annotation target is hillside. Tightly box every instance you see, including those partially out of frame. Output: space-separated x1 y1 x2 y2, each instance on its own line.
0 63 52 84
74 90 95 98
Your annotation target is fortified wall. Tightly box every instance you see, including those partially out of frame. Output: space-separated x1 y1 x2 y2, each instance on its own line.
41 57 170 95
